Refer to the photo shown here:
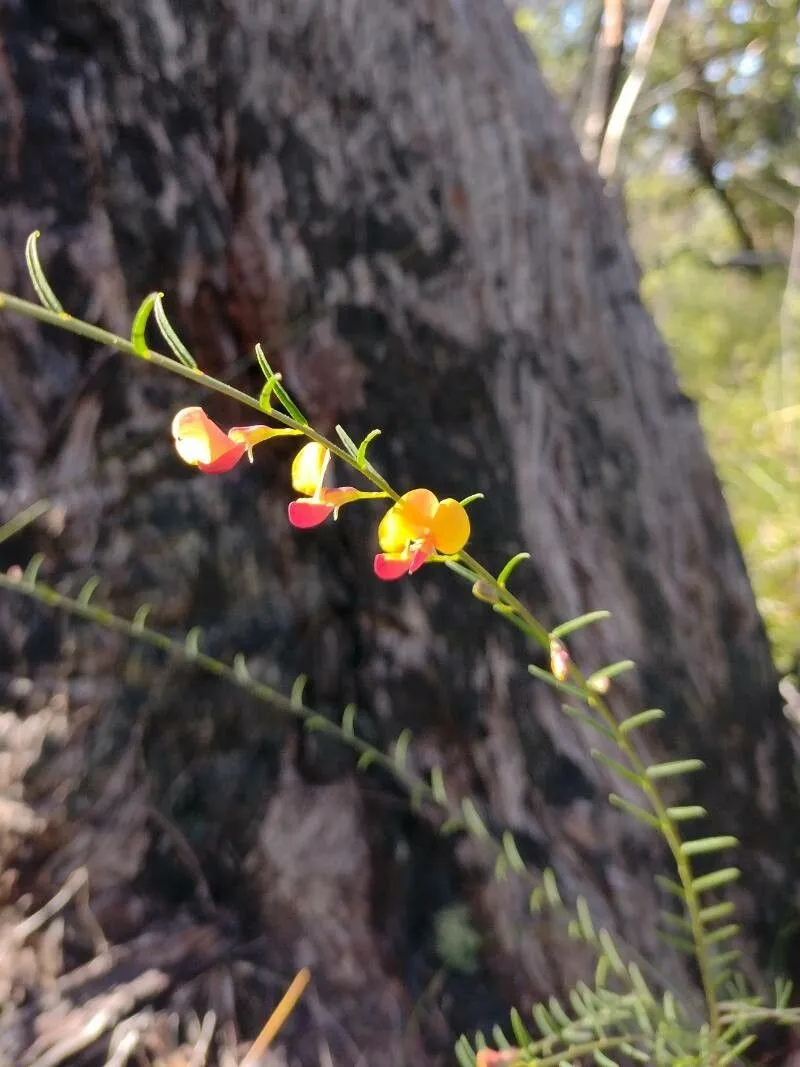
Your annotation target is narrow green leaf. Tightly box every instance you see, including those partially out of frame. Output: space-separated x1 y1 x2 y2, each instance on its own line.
692 867 741 893
560 1027 593 1044
618 708 665 735
542 868 562 907
591 750 644 791
598 929 626 976
502 830 526 873
660 910 692 934
587 660 635 687
430 766 447 804
666 805 707 821
356 750 376 771
0 499 52 547
494 852 509 881
657 930 697 956
631 996 653 1035
459 492 484 508
356 428 381 466
705 923 740 945
551 610 611 639
185 627 202 658
775 977 793 1009
130 292 160 356
594 953 609 989
153 293 198 369
575 980 595 1008
290 674 308 708
75 577 99 607
655 874 686 899
454 1036 475 1067
528 663 587 701
23 554 45 586
341 705 357 736
490 1025 510 1050
716 1034 756 1067
254 344 272 380
627 963 655 1006
529 886 544 913
334 424 359 458
618 1042 650 1062
568 987 589 1017
561 704 616 742
496 552 530 588
439 818 463 836
575 896 596 942
593 1051 619 1067
254 344 307 424
508 1007 533 1047
547 997 572 1028
461 798 489 839
711 969 735 992
259 377 282 412
132 605 151 633
662 991 677 1024
532 1003 556 1037
25 231 64 312
680 836 737 857
608 792 660 829
645 758 705 780
393 728 412 770
233 653 250 682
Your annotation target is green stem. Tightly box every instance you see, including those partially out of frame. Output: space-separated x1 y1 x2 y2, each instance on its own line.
0 292 398 499
0 568 427 804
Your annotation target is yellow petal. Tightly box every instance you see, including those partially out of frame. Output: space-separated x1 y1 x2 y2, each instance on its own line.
399 489 439 532
379 489 439 551
291 442 330 497
171 407 231 467
378 503 409 553
431 498 470 554
228 425 274 449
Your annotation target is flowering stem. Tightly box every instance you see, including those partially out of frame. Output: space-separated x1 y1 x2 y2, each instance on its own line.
0 291 399 498
0 287 723 1043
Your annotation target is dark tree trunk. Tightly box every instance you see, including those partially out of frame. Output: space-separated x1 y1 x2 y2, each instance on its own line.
0 2 796 1065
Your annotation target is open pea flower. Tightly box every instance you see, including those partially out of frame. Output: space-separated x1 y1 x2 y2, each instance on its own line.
374 488 470 580
287 441 376 528
172 406 298 473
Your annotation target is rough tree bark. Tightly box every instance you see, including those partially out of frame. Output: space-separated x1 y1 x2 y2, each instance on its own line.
0 1 797 1065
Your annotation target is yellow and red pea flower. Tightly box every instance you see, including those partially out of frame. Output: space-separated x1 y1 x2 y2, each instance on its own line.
374 488 470 580
172 412 470 582
287 441 363 528
171 406 297 473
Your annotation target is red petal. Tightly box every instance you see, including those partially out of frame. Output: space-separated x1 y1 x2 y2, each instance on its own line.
288 499 335 528
373 553 413 581
197 442 247 473
407 543 434 574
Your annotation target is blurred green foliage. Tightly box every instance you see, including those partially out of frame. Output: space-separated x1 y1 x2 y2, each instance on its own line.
516 0 799 667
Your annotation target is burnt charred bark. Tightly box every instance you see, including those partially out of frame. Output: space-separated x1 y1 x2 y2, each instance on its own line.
0 1 797 1064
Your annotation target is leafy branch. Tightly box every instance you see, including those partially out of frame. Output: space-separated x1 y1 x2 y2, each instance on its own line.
1 233 793 1065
